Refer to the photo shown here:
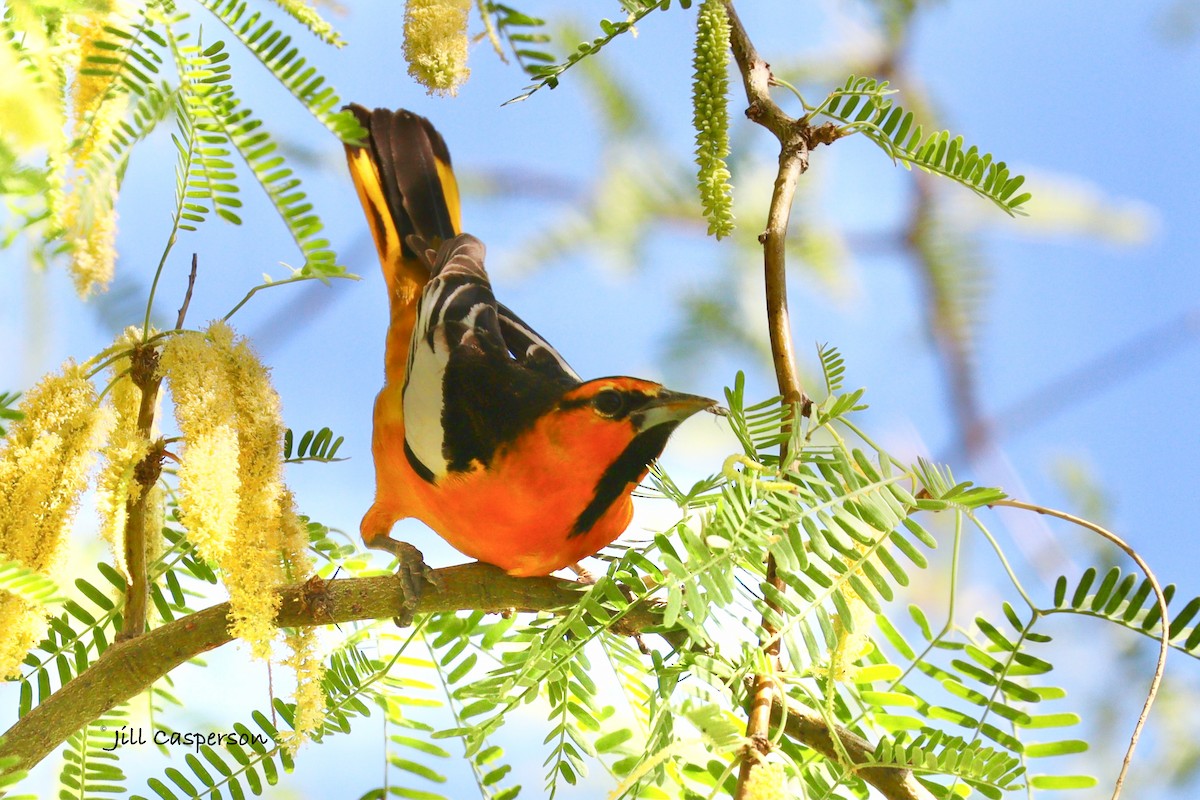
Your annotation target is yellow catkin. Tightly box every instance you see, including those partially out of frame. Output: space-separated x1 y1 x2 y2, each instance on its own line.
143 482 165 569
283 625 326 749
61 122 123 297
692 0 734 238
16 2 72 235
70 5 113 125
0 363 105 678
279 489 312 583
61 3 134 297
159 327 241 564
824 604 873 683
222 330 290 658
279 490 324 747
403 0 471 96
821 548 875 683
164 322 310 660
0 33 61 153
69 0 136 133
742 761 788 800
94 330 154 574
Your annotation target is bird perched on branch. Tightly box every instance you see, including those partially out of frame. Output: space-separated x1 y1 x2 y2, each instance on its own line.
343 105 715 582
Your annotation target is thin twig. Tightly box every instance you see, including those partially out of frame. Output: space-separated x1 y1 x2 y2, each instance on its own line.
175 253 198 330
722 3 826 796
762 146 811 410
991 499 1169 800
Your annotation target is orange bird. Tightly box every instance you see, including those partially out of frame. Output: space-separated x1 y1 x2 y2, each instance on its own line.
343 106 714 578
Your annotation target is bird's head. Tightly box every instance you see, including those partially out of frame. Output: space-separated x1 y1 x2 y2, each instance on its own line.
525 377 716 537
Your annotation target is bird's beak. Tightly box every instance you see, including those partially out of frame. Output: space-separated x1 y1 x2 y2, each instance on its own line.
633 390 719 432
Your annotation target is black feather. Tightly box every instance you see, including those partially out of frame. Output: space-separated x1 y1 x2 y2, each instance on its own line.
409 235 578 472
345 104 457 260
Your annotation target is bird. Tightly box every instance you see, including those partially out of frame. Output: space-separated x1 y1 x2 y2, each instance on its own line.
343 105 716 581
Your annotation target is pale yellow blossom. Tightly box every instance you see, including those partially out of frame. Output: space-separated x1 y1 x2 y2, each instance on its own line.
222 331 289 658
159 327 241 563
0 595 43 680
59 2 134 296
70 4 114 123
0 34 60 153
819 576 875 683
0 362 105 677
143 482 165 569
161 323 312 660
278 491 323 747
283 624 326 750
279 489 312 583
60 171 120 297
742 761 788 800
280 489 322 745
403 0 471 96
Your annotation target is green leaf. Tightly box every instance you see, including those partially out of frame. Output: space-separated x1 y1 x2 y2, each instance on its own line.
1025 740 1088 758
594 728 633 753
195 0 361 141
1029 774 1098 789
506 2 675 104
813 75 1031 214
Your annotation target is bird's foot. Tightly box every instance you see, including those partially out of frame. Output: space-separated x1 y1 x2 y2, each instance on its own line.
568 562 597 585
372 538 436 626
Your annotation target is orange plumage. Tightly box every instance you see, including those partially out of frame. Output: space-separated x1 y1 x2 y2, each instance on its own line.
345 107 713 576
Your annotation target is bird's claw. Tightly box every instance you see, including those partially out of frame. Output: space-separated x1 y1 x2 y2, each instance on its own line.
373 538 436 626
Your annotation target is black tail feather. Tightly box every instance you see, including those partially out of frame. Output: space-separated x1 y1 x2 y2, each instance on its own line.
344 104 459 260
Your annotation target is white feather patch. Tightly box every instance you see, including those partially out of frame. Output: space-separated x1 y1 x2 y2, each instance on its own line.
404 328 451 478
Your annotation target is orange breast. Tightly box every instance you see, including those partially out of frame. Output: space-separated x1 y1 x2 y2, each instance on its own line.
365 399 643 576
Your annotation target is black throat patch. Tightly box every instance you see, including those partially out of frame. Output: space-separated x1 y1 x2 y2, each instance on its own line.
568 422 679 539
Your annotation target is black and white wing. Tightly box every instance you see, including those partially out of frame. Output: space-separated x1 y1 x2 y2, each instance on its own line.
402 234 579 481
496 302 581 383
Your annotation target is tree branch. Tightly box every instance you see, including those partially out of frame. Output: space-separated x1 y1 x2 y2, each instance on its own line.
726 4 927 792
119 345 163 640
723 3 816 797
2 559 942 800
0 563 601 773
771 697 936 800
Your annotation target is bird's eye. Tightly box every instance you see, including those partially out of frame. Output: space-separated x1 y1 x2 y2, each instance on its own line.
593 388 626 418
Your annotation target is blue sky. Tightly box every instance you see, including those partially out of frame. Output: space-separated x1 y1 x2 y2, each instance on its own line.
3 1 1199 797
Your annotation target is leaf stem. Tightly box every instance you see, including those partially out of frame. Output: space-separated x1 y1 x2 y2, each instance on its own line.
991 498 1169 800
222 273 356 322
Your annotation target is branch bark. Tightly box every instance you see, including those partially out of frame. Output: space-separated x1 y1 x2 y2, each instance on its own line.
772 698 936 800
119 345 162 641
722 3 810 797
2 560 937 800
0 563 601 773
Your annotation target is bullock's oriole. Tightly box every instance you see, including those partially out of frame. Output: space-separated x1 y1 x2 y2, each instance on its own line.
344 106 715 580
